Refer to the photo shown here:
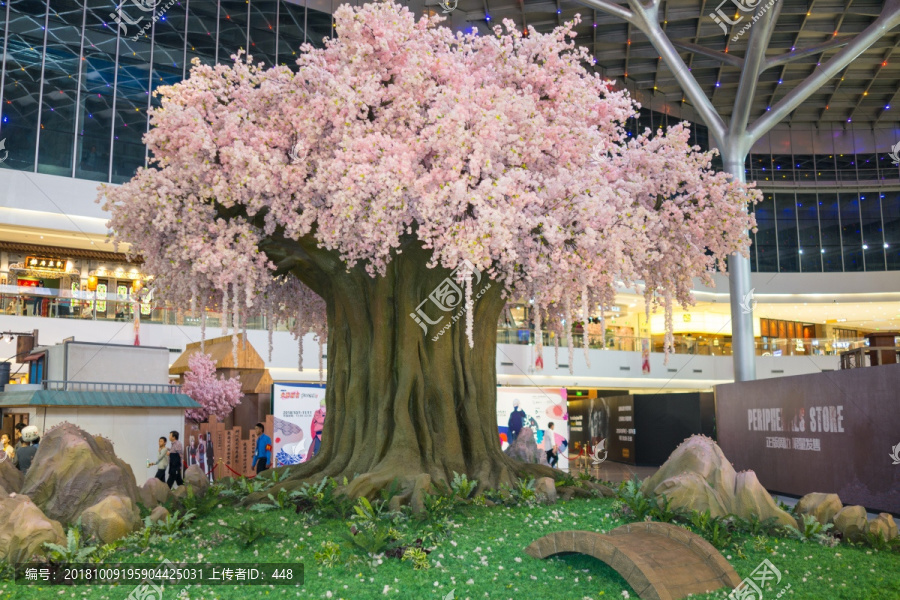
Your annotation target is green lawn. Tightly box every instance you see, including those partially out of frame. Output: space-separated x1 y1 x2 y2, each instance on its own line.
3 495 898 600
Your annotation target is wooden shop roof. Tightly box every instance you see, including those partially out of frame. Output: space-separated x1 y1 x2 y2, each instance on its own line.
169 333 266 375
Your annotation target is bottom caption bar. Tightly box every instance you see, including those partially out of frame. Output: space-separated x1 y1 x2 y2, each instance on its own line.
15 562 304 586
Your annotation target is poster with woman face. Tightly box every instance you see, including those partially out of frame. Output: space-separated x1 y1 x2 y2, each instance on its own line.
272 382 327 466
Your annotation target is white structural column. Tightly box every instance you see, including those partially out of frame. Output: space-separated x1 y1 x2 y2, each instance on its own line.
579 0 900 381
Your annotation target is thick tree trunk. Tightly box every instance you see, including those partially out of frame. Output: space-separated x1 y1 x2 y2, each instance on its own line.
271 237 554 498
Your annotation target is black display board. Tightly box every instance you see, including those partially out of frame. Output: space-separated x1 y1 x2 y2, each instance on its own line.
567 391 715 467
632 393 715 466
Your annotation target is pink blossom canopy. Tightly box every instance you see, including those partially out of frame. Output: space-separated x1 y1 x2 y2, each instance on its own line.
182 352 243 423
101 2 758 357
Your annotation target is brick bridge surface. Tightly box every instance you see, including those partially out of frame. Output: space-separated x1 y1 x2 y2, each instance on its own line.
524 521 742 600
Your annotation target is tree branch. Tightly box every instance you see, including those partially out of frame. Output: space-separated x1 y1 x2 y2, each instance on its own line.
763 36 854 71
748 1 900 142
671 40 744 69
581 0 727 146
729 0 782 138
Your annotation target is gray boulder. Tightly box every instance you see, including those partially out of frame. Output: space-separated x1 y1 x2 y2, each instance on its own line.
795 492 842 525
20 423 140 529
504 428 549 466
140 477 170 509
0 458 23 495
0 495 65 564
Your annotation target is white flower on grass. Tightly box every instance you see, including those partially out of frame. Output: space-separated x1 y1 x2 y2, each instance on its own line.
382 585 390 594
622 592 630 599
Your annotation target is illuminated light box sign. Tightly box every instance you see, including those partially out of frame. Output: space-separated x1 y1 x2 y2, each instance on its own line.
496 387 569 470
271 382 326 467
716 364 900 514
25 256 67 272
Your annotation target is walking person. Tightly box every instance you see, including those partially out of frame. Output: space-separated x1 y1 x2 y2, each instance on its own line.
545 422 559 468
148 436 168 483
252 423 272 475
13 422 26 452
14 426 40 473
507 399 525 445
166 430 184 488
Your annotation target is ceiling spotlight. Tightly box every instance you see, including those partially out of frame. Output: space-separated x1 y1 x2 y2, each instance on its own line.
863 244 869 250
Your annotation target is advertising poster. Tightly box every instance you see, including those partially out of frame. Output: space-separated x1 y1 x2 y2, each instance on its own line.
496 387 569 470
272 382 326 467
567 393 611 458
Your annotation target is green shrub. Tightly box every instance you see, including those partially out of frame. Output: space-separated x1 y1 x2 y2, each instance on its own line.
450 472 478 500
314 540 343 568
401 547 430 570
783 514 834 544
649 494 684 523
43 522 98 565
617 477 652 521
224 520 279 548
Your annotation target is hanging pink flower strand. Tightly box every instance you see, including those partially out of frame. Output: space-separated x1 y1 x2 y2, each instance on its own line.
100 2 758 363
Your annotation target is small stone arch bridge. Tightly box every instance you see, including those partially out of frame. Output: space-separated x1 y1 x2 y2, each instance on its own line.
525 521 742 600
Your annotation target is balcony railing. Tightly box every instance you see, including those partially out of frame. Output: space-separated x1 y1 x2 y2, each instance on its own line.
1 288 879 359
42 380 182 393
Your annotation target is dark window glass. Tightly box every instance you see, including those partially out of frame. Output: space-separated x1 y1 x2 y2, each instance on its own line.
771 154 793 183
694 123 708 152
834 153 855 182
754 193 777 272
796 194 821 272
750 154 771 182
111 18 152 183
218 0 248 63
306 6 332 49
152 1 187 84
839 192 863 271
2 1 48 172
775 192 798 271
794 154 815 182
749 230 758 271
248 0 277 69
859 193 885 271
185 1 216 67
818 193 842 271
877 151 899 181
637 107 652 135
75 0 117 181
150 2 187 166
38 1 84 176
883 192 900 269
857 153 878 181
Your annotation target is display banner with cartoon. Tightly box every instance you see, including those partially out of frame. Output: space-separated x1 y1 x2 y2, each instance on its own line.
496 387 568 470
272 382 326 467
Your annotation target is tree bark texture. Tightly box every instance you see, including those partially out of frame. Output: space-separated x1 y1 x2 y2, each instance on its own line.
263 235 555 498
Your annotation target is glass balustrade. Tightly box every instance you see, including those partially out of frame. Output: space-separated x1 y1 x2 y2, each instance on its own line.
1 287 877 358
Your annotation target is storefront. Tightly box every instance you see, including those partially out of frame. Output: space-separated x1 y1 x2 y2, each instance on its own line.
0 241 149 321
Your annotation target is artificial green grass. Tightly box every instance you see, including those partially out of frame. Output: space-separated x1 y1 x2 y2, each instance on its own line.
3 496 899 600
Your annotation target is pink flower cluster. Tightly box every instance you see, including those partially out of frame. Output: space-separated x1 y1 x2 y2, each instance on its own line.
100 2 758 361
182 352 243 423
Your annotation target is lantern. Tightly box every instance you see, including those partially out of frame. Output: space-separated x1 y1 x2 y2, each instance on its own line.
86 275 98 292
132 279 143 293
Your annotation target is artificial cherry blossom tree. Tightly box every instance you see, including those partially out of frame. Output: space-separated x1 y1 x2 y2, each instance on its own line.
102 2 758 497
182 352 244 423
